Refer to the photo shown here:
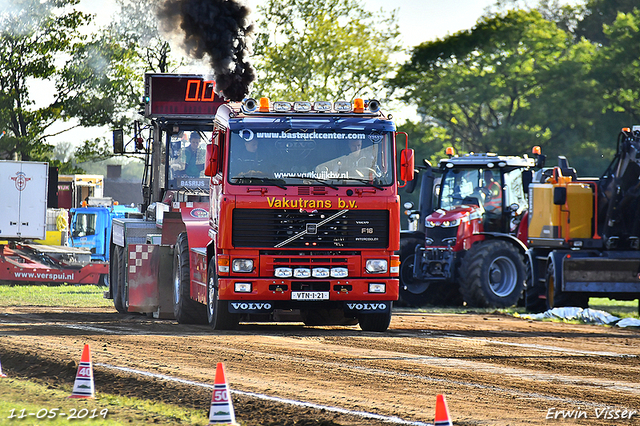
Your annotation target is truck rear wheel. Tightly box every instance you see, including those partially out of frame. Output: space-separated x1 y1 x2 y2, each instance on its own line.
545 262 589 309
459 240 525 308
358 309 392 332
112 245 127 314
173 232 207 324
206 258 239 330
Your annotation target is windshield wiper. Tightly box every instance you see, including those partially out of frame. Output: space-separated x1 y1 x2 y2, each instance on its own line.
341 178 385 190
284 176 339 190
231 176 288 189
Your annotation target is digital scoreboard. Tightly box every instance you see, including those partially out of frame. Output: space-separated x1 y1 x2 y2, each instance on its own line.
144 73 226 118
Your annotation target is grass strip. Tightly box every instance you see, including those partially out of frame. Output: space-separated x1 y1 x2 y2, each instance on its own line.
0 284 112 308
0 376 211 426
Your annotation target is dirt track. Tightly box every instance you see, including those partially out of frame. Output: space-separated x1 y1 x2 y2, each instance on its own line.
1 306 639 425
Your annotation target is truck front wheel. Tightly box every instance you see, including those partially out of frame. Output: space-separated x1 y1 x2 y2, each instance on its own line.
173 232 207 324
207 258 239 330
459 240 525 308
358 308 392 332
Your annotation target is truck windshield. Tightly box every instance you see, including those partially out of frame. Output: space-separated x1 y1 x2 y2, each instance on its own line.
72 213 97 238
228 129 394 187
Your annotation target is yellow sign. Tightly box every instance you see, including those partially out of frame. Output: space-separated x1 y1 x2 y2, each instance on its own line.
266 197 358 209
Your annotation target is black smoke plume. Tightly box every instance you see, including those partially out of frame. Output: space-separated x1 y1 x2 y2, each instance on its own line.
156 0 256 101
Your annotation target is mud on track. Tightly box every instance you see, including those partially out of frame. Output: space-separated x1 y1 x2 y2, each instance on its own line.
1 306 640 425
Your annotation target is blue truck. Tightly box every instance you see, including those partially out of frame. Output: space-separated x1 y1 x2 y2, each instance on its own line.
69 198 139 263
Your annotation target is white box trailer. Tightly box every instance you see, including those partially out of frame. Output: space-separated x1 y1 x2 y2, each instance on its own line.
0 161 109 285
0 160 48 240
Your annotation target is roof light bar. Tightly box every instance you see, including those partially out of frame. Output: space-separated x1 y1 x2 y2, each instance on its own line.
334 101 352 112
313 101 332 112
272 101 291 112
293 101 312 112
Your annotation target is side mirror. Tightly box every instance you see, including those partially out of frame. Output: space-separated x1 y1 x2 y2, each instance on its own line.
204 143 219 177
400 148 415 183
553 187 567 205
113 129 124 154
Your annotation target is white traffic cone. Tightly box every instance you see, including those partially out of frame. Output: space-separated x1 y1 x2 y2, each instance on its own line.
208 362 239 425
68 344 95 398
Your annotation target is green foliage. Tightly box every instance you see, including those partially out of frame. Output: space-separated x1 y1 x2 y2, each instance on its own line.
592 9 640 123
392 10 589 156
390 3 640 176
576 0 639 44
0 0 91 160
252 0 401 101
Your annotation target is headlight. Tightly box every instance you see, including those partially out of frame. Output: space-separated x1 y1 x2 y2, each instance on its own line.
425 220 436 228
294 268 311 278
234 283 252 293
330 267 349 278
365 259 388 274
312 268 330 278
441 219 460 228
274 267 292 278
232 259 254 273
368 283 386 293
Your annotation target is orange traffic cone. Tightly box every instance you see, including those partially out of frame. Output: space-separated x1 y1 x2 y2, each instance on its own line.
68 344 95 398
0 357 7 377
435 394 453 426
208 363 239 425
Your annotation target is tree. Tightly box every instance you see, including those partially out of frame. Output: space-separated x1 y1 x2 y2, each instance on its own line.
0 0 142 162
109 0 187 73
0 0 90 160
576 0 639 44
251 0 401 101
591 9 640 123
390 9 612 172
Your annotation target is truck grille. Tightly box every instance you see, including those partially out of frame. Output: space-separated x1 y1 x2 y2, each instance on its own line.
232 209 388 248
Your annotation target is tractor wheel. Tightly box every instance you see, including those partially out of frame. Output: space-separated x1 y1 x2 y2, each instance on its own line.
545 262 589 309
206 258 239 330
112 245 127 314
173 232 207 324
459 240 525 308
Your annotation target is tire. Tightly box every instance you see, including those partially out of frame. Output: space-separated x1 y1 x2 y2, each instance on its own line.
545 262 589 309
97 274 108 287
458 240 525 308
173 232 207 324
112 245 127 314
358 308 392 332
397 238 431 307
206 258 239 330
525 259 547 313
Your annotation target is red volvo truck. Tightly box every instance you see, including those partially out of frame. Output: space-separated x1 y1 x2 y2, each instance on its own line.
107 73 414 331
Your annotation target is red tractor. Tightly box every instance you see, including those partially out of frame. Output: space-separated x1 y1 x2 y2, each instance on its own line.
399 149 544 307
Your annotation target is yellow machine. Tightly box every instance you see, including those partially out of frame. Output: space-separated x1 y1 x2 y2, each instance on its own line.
528 171 595 245
525 130 640 314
